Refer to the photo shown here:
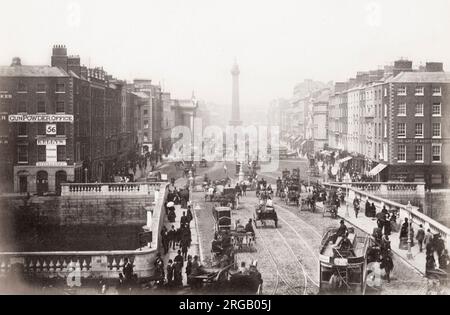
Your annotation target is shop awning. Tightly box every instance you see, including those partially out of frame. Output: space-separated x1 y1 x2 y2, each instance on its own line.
338 156 353 164
368 163 388 176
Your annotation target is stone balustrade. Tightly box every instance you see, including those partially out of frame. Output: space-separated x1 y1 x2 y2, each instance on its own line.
324 182 450 250
329 182 425 196
0 249 155 279
0 183 170 281
61 182 165 197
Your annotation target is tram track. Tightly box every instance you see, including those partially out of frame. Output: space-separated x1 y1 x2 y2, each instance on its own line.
254 225 306 295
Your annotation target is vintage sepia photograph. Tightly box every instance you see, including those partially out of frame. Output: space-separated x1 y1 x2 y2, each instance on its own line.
0 0 449 299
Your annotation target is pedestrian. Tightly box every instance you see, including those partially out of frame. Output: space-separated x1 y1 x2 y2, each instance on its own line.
353 196 360 218
424 229 433 247
173 260 183 287
416 224 425 253
186 206 193 224
116 273 125 295
381 251 394 283
123 258 133 283
174 250 184 268
160 226 169 255
185 255 193 286
166 259 174 287
180 238 189 260
180 211 189 228
168 225 177 250
365 200 371 217
242 182 247 196
434 234 445 257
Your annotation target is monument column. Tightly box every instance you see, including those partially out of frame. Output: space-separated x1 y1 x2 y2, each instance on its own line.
230 60 242 126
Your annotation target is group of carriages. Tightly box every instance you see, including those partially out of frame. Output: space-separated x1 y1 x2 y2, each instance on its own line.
188 205 262 294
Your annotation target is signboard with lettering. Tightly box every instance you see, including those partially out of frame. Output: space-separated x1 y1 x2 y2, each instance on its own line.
36 162 67 167
8 114 74 123
37 139 66 146
46 124 57 135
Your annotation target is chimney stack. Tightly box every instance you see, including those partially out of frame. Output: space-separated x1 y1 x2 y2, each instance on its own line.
393 59 413 77
51 44 68 71
425 62 444 72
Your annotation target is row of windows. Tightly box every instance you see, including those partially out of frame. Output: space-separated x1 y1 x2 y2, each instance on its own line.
16 101 66 113
16 83 65 93
397 103 441 116
17 123 66 136
397 122 441 138
397 144 441 163
17 145 66 163
397 86 441 96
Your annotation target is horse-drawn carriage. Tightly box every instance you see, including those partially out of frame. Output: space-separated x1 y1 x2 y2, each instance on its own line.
189 262 262 294
285 185 300 206
254 203 278 228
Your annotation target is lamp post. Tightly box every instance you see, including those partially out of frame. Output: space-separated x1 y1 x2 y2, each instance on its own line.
84 168 88 184
406 201 413 260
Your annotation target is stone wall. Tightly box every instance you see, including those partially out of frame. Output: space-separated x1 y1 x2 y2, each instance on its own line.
0 194 152 226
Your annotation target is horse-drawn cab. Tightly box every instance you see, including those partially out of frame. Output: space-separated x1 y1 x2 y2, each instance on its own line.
212 206 232 235
254 202 278 228
285 185 300 207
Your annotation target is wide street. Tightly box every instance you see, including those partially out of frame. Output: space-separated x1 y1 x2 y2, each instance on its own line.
184 159 429 295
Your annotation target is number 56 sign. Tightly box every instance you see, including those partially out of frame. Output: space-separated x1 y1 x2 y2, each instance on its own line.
46 124 57 135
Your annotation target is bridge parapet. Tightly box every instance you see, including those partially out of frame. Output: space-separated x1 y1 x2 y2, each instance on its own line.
61 182 165 196
0 183 169 280
324 182 449 251
329 182 425 196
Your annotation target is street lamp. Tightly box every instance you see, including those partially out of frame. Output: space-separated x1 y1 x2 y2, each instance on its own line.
406 201 413 260
84 168 88 184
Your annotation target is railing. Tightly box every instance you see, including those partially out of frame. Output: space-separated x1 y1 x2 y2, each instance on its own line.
329 182 425 195
0 183 170 280
324 182 450 250
61 182 165 196
0 249 155 279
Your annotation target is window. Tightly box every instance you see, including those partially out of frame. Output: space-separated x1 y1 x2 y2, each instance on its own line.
432 87 442 96
415 145 424 162
415 123 423 138
76 142 81 162
397 86 406 95
432 144 442 162
37 123 46 135
432 103 441 116
17 83 27 92
397 123 406 138
415 86 424 96
384 104 387 117
415 103 424 116
432 123 441 138
37 84 46 93
384 123 387 138
37 145 46 162
56 122 65 135
56 83 65 93
144 120 149 129
57 146 66 162
398 103 406 116
143 109 148 115
18 101 27 113
384 88 388 97
17 145 28 163
397 145 406 162
143 132 149 142
18 123 27 136
37 101 46 113
56 101 65 113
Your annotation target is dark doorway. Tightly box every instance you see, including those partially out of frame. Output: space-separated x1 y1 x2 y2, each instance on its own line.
55 171 67 195
36 171 48 196
19 175 28 193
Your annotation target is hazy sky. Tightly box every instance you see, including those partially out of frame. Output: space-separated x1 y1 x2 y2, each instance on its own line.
2 0 450 111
